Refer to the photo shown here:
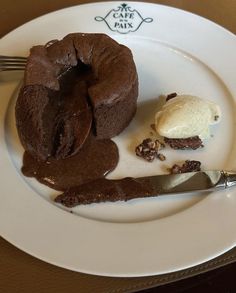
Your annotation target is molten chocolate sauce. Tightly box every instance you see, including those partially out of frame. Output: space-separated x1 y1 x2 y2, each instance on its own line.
22 134 119 191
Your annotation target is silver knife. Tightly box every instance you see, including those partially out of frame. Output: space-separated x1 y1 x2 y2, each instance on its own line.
55 170 236 206
143 170 236 195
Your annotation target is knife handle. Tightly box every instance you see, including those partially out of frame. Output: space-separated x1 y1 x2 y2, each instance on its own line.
222 171 236 188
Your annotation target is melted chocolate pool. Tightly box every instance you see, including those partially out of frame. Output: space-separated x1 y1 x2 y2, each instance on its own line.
22 134 119 191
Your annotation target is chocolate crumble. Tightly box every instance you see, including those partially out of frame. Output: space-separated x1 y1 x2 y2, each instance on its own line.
169 160 201 174
166 92 177 101
164 136 203 150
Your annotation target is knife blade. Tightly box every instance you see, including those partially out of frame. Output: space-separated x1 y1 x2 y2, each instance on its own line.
140 170 236 196
55 170 236 207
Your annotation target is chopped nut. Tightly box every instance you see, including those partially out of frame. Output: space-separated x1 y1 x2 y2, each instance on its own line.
146 140 156 149
135 138 166 162
166 92 177 101
157 153 166 161
155 139 165 150
143 138 152 144
143 147 150 152
135 146 142 156
145 154 155 162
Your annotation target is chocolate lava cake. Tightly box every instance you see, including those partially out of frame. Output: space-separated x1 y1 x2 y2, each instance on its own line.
16 33 138 161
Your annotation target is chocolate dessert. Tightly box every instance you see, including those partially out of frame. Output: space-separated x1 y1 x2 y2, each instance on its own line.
16 33 138 161
164 136 203 150
16 66 93 161
55 177 154 207
169 160 201 174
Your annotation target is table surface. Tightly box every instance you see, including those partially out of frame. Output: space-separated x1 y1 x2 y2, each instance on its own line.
0 1 235 293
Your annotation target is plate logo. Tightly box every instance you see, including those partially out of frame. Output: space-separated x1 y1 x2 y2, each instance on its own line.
95 3 153 34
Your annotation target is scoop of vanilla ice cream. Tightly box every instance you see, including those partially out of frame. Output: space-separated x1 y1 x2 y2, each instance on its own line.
155 95 221 139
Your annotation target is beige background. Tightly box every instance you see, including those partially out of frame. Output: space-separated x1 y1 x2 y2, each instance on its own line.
0 1 235 292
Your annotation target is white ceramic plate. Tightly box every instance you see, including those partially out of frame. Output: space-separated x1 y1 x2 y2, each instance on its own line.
0 1 236 277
